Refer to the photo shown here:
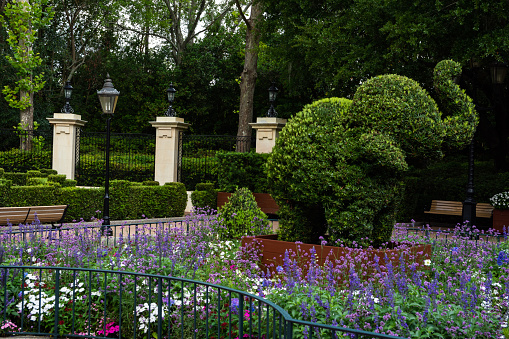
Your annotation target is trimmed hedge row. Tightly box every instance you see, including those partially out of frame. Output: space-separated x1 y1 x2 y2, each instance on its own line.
0 180 187 222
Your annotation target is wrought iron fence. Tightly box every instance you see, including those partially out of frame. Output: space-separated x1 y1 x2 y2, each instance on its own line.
0 265 405 339
178 134 256 190
0 128 53 173
76 129 155 186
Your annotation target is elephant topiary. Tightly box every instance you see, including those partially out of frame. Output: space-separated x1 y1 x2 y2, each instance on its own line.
266 60 478 248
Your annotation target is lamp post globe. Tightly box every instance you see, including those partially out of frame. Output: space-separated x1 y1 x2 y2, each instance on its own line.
267 82 279 117
165 83 177 117
97 74 120 236
62 81 74 113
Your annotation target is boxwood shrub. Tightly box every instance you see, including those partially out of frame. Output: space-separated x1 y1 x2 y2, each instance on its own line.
191 183 218 209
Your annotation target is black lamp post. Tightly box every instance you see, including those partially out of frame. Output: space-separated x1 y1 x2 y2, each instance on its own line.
97 74 120 236
165 83 177 117
267 82 279 117
61 81 74 113
462 62 508 226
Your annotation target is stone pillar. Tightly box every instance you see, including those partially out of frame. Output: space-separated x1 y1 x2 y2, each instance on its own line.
249 117 287 153
47 113 87 180
150 117 190 184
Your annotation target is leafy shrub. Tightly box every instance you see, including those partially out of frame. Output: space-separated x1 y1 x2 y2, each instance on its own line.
215 151 270 193
217 187 270 239
191 183 218 209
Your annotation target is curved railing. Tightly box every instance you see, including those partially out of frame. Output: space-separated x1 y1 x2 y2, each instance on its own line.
0 266 405 339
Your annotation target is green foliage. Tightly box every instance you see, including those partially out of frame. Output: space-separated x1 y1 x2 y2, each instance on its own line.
0 149 52 172
195 183 215 191
142 180 159 186
191 183 218 209
62 179 77 188
268 61 478 247
40 169 57 176
4 172 27 186
217 187 270 239
216 152 270 193
48 174 66 185
267 97 352 243
27 170 44 178
0 180 187 222
0 168 4 178
349 74 444 161
26 177 47 186
0 0 54 110
433 60 478 148
398 156 509 224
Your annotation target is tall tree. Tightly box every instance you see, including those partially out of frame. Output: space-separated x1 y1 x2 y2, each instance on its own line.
0 0 53 148
234 0 261 151
116 0 236 66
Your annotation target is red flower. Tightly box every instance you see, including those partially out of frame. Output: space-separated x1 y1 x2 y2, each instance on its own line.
58 320 64 325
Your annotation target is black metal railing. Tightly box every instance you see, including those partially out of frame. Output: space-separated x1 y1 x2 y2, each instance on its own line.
0 128 53 172
178 134 256 190
76 129 155 186
0 265 405 339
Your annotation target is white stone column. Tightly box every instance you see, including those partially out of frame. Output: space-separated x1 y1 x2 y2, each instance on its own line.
249 117 287 153
47 113 87 180
149 117 190 184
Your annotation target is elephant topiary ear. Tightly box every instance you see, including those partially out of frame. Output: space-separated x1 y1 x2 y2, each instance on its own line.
348 74 444 161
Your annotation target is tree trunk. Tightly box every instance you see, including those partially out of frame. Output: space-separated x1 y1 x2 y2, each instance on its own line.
19 0 33 151
236 3 262 152
19 91 34 151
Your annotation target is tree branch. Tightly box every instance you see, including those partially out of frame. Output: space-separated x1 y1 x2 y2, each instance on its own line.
235 0 251 29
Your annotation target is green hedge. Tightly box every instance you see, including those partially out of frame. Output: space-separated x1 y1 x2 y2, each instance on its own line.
0 180 187 222
215 152 270 193
0 149 52 172
4 172 28 186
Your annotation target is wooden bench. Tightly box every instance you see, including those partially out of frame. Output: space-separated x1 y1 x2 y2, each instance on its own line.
0 205 68 229
424 200 494 219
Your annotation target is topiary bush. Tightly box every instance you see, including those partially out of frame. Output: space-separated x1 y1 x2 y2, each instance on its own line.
217 187 271 239
267 60 478 248
191 183 218 209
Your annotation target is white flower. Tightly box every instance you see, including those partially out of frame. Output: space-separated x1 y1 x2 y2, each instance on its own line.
424 259 431 266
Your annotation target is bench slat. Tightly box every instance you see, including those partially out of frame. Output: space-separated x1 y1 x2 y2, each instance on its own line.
425 200 494 218
0 205 68 227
